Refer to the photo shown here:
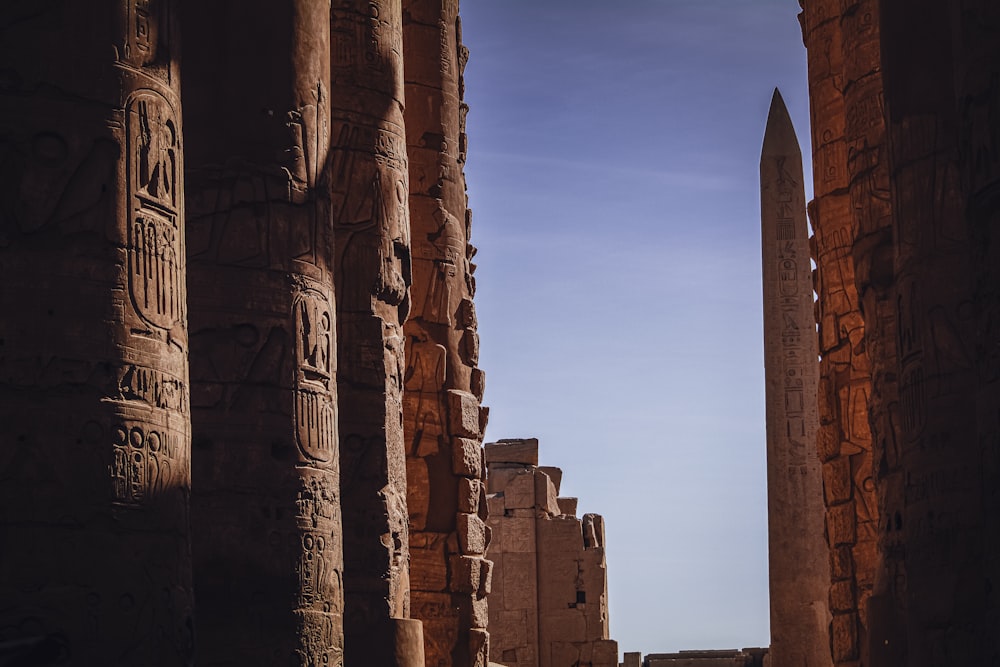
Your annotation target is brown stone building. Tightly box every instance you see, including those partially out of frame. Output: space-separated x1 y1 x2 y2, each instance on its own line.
0 1 488 665
484 439 619 667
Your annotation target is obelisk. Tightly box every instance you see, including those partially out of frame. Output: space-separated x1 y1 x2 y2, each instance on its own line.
760 89 832 667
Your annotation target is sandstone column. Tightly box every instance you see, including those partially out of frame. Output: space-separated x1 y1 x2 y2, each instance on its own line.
948 2 1000 659
182 1 343 664
0 2 192 663
799 3 879 663
402 2 491 665
760 89 831 667
328 1 423 663
877 2 981 664
834 3 903 664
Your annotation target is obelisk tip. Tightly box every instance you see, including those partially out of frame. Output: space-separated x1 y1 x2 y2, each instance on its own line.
762 87 799 158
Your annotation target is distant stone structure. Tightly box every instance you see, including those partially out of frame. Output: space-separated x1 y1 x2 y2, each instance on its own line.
759 90 831 667
485 439 619 667
627 649 768 667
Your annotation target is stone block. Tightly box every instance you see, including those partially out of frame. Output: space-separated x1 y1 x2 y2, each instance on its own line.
470 628 490 667
479 557 493 597
502 553 537 610
830 579 855 612
503 470 537 510
487 464 527 494
486 493 506 518
594 640 619 667
501 517 535 553
537 515 584 555
535 470 561 515
453 437 483 478
458 512 488 554
831 612 859 662
827 500 857 546
407 456 430 531
823 457 852 504
623 652 642 667
458 477 481 514
448 389 482 438
449 554 483 594
485 438 539 465
538 466 562 493
557 497 578 516
830 544 854 580
489 610 528 652
410 538 448 592
459 593 490 629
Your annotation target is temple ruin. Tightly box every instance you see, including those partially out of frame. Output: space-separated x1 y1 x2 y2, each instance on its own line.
3 0 1000 666
484 439 619 667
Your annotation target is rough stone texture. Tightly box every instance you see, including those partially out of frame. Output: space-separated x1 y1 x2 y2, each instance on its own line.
760 90 831 667
181 1 344 664
799 2 1000 664
799 3 880 664
869 2 997 664
328 0 417 661
642 649 769 667
402 1 491 665
0 2 194 663
485 439 619 667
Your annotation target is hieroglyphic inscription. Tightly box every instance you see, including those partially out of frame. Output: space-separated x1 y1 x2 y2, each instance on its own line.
774 157 809 468
126 90 183 330
110 422 182 505
294 289 337 463
118 364 187 413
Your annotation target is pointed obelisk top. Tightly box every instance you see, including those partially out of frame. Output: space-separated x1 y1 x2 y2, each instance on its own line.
761 87 801 161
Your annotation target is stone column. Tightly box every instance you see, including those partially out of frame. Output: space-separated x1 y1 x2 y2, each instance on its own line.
831 3 903 664
0 2 192 663
402 2 491 665
877 2 981 664
181 1 343 664
328 1 420 662
948 3 1000 659
760 89 832 667
800 2 879 664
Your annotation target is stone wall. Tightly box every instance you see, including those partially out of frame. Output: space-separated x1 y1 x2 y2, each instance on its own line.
485 439 618 667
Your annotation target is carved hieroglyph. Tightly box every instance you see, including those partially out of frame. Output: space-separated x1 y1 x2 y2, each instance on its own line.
873 3 991 664
402 1 491 665
329 1 422 662
760 89 832 667
0 1 193 663
182 0 343 664
798 3 879 663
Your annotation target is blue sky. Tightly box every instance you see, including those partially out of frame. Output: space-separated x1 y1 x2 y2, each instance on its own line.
459 1 813 656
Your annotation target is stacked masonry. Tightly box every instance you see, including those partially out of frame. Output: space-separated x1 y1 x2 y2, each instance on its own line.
799 3 880 664
485 439 618 667
402 1 491 666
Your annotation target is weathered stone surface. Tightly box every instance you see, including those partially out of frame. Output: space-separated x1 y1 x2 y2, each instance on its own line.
485 440 618 667
485 438 540 466
0 2 193 663
182 0 349 661
557 497 579 517
760 89 832 667
799 4 881 662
